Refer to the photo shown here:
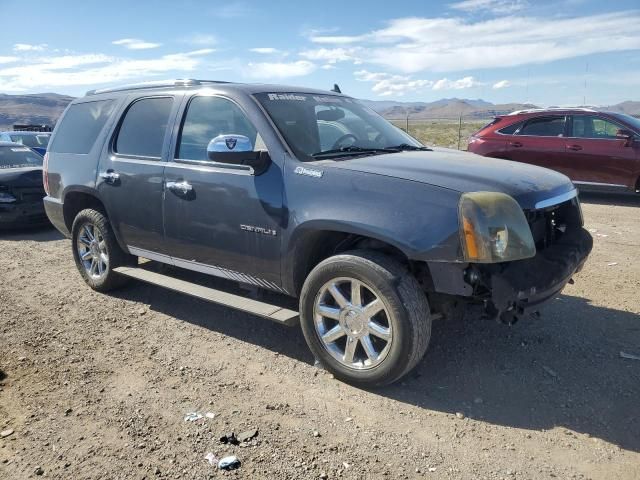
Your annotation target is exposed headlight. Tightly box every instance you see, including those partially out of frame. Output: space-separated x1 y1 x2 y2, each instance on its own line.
0 191 16 204
459 191 536 263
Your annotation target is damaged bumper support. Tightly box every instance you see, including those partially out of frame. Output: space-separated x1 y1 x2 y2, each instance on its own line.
482 227 593 323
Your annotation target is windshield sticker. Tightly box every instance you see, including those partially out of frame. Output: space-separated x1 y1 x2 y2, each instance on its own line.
267 93 307 101
295 166 323 178
10 147 30 152
312 96 343 103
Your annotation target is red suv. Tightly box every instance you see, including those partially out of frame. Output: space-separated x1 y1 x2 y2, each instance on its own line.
468 108 640 194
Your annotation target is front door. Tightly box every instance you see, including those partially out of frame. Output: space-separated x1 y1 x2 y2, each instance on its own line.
504 115 568 173
162 94 284 290
564 114 638 189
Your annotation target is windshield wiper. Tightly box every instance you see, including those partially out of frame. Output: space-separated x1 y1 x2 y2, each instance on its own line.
385 143 432 151
311 146 400 159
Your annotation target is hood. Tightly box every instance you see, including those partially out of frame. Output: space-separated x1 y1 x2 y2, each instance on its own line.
0 167 44 189
325 147 574 210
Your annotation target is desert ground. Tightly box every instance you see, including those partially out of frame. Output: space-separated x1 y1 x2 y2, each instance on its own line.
1 192 639 480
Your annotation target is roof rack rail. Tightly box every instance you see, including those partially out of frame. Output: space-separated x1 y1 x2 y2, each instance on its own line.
508 107 598 115
85 79 232 96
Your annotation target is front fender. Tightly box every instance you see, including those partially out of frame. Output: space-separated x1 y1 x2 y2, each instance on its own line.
281 162 465 292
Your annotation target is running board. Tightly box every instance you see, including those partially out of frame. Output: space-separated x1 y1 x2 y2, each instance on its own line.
113 266 299 326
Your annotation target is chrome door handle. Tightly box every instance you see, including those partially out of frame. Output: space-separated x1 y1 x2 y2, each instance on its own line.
166 180 193 195
100 170 120 184
509 141 523 148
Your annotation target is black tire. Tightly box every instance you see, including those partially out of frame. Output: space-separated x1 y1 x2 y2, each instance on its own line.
299 250 431 387
71 208 135 292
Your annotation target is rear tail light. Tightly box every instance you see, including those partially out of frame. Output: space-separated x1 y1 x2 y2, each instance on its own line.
43 152 50 196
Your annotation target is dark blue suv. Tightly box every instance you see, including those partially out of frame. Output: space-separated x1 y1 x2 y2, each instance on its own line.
42 79 592 386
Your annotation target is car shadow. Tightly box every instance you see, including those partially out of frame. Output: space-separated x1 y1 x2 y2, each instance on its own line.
579 191 640 207
0 224 63 242
112 279 640 452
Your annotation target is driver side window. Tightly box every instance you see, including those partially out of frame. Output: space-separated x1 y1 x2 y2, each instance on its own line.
177 96 263 161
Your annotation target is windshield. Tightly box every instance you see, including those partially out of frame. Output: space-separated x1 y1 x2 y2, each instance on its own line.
9 133 50 148
609 113 640 134
0 146 43 169
255 93 422 161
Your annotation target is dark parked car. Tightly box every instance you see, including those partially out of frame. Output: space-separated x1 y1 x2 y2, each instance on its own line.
0 131 51 156
43 80 592 386
0 142 48 228
468 108 640 193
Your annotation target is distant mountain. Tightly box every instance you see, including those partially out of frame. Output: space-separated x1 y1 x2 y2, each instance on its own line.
0 93 638 130
0 93 74 130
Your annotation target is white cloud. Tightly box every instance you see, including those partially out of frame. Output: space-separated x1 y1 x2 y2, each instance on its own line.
245 60 316 79
211 2 253 18
112 38 162 50
183 34 217 47
355 70 482 96
321 64 336 70
250 47 280 54
0 50 214 91
13 43 48 52
309 12 640 73
492 79 511 89
449 0 528 15
0 56 19 64
432 76 480 90
299 47 359 64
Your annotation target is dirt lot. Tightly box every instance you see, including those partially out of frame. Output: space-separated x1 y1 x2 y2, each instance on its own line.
1 193 639 480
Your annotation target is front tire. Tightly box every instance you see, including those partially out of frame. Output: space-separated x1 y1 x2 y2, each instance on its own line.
299 250 431 387
71 208 135 292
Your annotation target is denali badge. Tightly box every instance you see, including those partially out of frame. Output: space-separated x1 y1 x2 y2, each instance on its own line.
294 166 323 178
240 224 277 236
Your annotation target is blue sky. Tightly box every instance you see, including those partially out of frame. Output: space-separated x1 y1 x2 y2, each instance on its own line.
0 0 639 105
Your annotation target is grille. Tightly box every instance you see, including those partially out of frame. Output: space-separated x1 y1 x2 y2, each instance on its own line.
525 199 581 250
12 186 45 203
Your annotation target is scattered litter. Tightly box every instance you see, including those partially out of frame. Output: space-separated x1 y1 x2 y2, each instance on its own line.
34 466 44 476
205 452 218 466
620 351 640 361
219 432 239 445
455 412 465 419
343 462 351 469
205 412 216 419
428 467 437 472
184 412 203 422
218 455 241 470
237 428 258 443
588 228 598 233
344 417 353 422
596 233 609 238
313 430 321 438
0 429 14 438
607 262 618 266
542 365 558 378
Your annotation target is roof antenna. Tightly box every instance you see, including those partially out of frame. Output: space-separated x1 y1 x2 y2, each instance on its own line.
331 83 342 94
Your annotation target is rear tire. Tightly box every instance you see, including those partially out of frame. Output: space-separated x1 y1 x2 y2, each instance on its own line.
71 208 135 292
299 250 431 387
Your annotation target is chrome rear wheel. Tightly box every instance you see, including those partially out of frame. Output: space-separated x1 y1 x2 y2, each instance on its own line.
76 223 109 280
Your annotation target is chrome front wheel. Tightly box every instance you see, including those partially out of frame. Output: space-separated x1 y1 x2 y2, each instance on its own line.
314 277 393 370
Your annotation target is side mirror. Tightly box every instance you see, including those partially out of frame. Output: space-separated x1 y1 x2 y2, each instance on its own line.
206 134 271 174
616 129 634 146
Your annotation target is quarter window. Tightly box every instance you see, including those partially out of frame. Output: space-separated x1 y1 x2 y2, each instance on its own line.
177 96 261 161
497 121 522 135
115 97 173 158
49 100 115 154
517 116 566 137
571 115 621 139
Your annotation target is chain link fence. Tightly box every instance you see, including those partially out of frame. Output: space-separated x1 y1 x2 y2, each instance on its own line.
388 116 493 151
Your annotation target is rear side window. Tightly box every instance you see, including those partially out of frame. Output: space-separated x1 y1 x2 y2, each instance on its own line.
49 100 115 154
497 121 522 135
115 97 173 158
518 116 565 137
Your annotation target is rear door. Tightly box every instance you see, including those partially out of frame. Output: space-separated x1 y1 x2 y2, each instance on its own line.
97 95 180 255
564 114 638 189
504 115 568 172
162 94 284 290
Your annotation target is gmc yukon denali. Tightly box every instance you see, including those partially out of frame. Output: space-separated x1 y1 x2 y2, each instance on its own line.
43 79 592 386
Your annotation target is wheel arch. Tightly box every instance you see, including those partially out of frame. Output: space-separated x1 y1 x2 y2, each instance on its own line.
283 223 425 297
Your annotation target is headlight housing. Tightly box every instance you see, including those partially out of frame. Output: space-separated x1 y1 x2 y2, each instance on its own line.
459 191 536 263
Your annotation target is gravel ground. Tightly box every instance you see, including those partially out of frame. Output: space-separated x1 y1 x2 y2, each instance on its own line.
1 192 639 480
